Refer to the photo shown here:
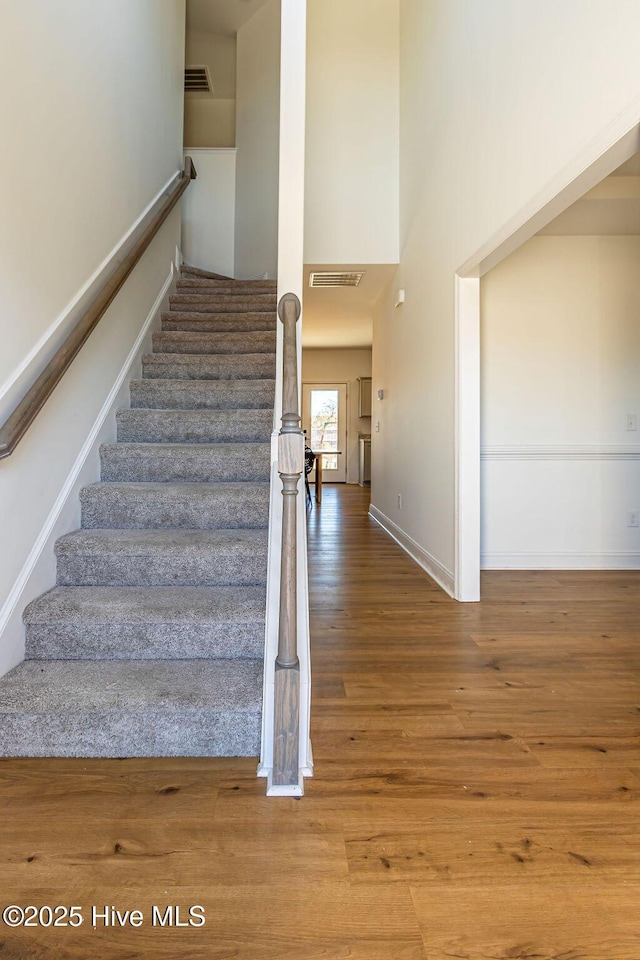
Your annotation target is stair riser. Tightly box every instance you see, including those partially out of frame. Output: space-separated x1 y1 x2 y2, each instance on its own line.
26 623 264 661
116 409 273 443
142 356 276 380
162 312 276 332
99 448 271 483
0 714 261 758
80 486 270 530
129 380 275 410
170 297 275 314
56 553 267 587
176 283 276 295
152 332 276 355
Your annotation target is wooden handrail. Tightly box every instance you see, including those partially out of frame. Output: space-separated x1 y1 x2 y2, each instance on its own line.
0 157 197 461
273 292 303 788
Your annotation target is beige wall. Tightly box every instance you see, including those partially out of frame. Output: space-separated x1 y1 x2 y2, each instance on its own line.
181 149 236 275
304 0 399 265
302 348 372 483
235 0 281 280
372 0 640 587
0 0 186 674
184 30 236 148
481 234 640 568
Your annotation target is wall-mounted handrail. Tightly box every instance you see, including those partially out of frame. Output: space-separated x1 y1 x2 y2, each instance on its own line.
0 157 197 461
272 291 303 787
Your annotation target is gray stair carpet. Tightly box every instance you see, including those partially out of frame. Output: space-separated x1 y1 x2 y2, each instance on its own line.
0 268 275 758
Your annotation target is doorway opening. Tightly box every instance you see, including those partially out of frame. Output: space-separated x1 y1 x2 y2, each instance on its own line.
302 382 347 483
455 118 640 601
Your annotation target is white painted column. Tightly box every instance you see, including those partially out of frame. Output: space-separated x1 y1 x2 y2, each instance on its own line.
259 0 311 793
455 275 481 602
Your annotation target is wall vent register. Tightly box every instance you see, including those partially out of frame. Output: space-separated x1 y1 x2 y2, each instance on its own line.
309 272 365 288
184 66 212 94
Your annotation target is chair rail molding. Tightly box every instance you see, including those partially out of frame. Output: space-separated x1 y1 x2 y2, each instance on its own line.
482 444 640 460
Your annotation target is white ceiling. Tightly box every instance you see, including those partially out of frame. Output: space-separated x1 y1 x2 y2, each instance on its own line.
302 264 396 348
186 0 271 36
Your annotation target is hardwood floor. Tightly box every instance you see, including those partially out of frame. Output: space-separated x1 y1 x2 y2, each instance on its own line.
2 483 640 958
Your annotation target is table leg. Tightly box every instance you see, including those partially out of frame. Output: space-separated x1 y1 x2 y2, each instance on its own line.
315 454 323 504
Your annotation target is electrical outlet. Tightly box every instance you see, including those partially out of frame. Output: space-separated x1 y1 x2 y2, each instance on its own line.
397 494 402 509
626 414 637 432
628 511 639 528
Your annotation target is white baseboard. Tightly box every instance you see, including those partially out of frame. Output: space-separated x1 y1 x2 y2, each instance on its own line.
369 504 455 597
482 551 640 569
0 268 175 678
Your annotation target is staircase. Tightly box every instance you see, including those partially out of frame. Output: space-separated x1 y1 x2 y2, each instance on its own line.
0 266 276 757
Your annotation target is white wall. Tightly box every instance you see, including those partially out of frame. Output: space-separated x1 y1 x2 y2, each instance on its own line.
372 0 640 593
184 30 236 148
182 149 236 276
481 235 640 568
0 0 186 674
235 0 281 280
302 349 372 483
304 0 399 265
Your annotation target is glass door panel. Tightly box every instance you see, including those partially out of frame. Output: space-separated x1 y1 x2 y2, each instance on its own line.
302 382 347 482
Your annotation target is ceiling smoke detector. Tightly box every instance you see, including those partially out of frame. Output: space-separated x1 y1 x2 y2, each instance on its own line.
309 272 365 288
185 66 212 94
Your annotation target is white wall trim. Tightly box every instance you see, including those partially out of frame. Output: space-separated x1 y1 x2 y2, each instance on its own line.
0 268 175 677
0 169 180 419
184 147 237 154
482 550 640 570
454 275 481 601
369 504 455 597
482 444 640 461
458 112 640 279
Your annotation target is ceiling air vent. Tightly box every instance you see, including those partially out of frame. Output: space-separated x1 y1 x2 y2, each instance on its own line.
185 65 212 94
309 272 365 288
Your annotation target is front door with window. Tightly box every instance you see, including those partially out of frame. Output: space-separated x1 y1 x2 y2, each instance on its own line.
302 383 347 483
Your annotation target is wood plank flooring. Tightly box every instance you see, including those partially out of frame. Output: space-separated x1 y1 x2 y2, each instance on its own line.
2 484 640 958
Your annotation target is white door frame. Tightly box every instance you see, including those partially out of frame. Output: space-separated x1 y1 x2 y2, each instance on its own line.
302 381 348 482
454 114 640 602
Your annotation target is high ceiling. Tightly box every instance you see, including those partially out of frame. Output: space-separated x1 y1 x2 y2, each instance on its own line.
302 264 396 348
186 0 271 36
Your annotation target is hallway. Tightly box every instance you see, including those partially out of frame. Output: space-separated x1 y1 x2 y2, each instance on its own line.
2 484 640 958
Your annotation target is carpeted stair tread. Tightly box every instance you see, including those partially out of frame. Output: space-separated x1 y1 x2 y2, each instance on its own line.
56 528 268 586
2 260 276 759
80 482 270 529
99 442 270 482
24 585 266 660
129 378 275 409
153 330 276 355
180 265 274 284
116 408 273 443
179 266 276 288
162 311 276 332
169 294 276 314
0 660 262 757
142 353 276 381
180 264 231 279
176 282 276 296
